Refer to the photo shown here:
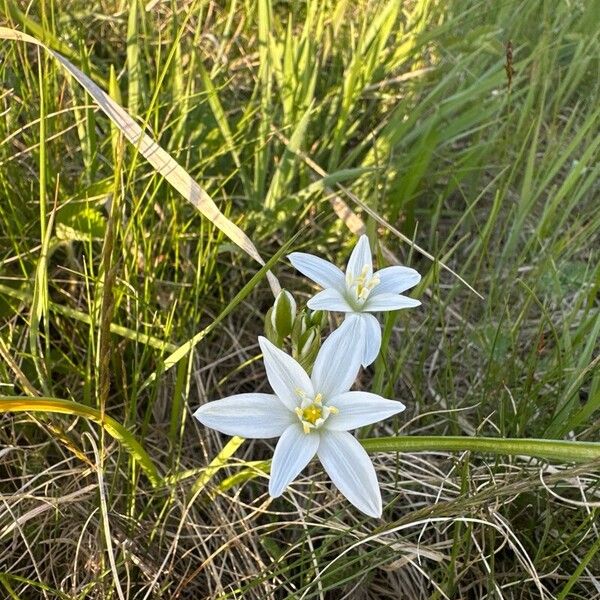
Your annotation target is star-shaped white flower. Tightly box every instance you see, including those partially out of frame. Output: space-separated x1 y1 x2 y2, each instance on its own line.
288 234 421 367
193 319 405 518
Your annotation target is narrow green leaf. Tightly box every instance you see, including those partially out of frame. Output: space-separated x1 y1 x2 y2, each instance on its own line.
126 0 141 115
361 436 600 463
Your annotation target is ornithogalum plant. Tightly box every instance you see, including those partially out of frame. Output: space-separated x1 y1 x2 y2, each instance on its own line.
188 233 600 515
194 234 420 517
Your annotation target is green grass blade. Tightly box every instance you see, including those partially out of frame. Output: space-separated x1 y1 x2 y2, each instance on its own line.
126 0 141 115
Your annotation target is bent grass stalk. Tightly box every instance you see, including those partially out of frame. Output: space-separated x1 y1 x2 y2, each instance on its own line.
0 397 161 486
215 435 600 494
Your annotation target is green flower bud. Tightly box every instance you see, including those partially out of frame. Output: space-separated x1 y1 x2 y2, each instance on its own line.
310 310 327 328
291 312 310 349
297 326 321 371
299 327 319 358
270 290 297 339
264 307 282 346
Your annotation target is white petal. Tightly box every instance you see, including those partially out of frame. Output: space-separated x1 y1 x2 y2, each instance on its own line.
269 424 320 497
325 391 405 431
259 337 314 410
194 393 294 438
346 235 373 282
361 313 381 366
364 293 421 312
372 266 421 295
307 288 353 312
317 430 382 518
288 252 346 292
311 315 365 400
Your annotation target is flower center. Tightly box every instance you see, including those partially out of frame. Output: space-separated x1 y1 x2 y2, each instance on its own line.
346 265 380 308
294 391 338 434
302 404 322 424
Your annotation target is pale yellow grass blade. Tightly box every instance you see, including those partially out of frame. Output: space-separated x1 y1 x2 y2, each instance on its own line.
0 27 280 296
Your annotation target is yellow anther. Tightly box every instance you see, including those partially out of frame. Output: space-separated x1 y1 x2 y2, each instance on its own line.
328 406 339 414
302 422 311 435
314 393 323 405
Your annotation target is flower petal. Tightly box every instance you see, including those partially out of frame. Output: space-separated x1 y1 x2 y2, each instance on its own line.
259 337 314 410
269 424 320 497
288 252 346 292
325 391 405 431
311 314 365 400
346 235 373 282
307 288 353 312
372 266 421 295
364 293 421 312
317 430 382 518
361 313 381 366
194 393 294 438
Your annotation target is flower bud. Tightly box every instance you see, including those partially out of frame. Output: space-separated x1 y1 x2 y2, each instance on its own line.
264 307 282 346
310 310 327 328
299 327 318 358
270 290 297 339
296 326 321 371
291 311 310 349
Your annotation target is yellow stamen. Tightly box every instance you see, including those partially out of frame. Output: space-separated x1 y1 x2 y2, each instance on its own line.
328 406 339 414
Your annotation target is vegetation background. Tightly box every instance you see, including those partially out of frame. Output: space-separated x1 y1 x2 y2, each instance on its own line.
0 0 599 598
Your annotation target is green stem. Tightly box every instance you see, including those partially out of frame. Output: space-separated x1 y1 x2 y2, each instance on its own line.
361 436 600 463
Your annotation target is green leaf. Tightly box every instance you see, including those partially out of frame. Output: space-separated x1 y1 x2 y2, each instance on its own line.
361 436 600 463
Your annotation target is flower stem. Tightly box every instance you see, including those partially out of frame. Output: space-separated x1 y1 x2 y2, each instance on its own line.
361 436 600 463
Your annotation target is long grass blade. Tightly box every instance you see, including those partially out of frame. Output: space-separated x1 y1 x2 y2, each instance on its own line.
0 27 280 296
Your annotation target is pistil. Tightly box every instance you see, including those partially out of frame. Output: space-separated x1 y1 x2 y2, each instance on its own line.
347 265 380 307
295 392 337 434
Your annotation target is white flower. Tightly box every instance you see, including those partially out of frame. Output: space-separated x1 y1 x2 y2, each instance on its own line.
193 319 405 518
288 234 421 367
